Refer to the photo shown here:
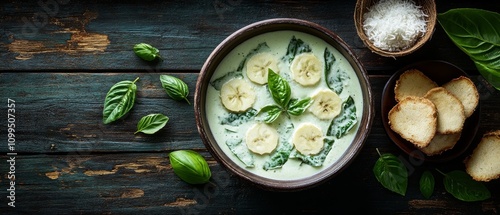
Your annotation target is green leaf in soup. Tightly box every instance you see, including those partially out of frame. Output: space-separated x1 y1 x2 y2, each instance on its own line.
226 138 254 167
443 170 491 202
263 144 293 171
160 74 191 104
267 68 291 108
327 96 357 138
102 77 139 124
373 151 408 196
437 8 500 89
282 36 312 63
290 137 334 167
257 105 282 124
420 170 435 199
218 108 257 126
133 43 162 61
169 150 212 184
135 113 169 134
287 97 313 116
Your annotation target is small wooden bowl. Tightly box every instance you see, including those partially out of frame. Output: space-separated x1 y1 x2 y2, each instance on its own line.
354 0 436 58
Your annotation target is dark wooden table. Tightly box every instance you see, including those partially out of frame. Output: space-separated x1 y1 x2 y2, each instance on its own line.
1 0 499 214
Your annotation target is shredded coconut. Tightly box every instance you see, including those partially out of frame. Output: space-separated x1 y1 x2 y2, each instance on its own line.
363 0 428 52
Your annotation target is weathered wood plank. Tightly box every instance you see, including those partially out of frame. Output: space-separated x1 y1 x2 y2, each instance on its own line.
0 152 498 214
1 0 498 71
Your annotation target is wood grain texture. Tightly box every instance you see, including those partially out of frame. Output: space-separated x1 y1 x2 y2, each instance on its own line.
1 0 498 71
1 0 499 214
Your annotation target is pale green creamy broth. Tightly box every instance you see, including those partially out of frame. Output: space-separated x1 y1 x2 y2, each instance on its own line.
205 30 363 180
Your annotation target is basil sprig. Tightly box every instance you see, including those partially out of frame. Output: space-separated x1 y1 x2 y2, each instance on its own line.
258 69 312 123
160 74 190 104
133 43 162 61
169 150 212 184
102 77 139 124
440 170 491 202
373 149 408 196
135 113 169 134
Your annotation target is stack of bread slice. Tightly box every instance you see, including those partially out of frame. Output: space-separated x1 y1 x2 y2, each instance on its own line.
388 69 479 156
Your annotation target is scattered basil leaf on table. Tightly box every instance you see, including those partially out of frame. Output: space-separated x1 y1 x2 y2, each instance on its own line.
420 170 435 199
133 43 162 61
437 8 500 90
440 170 491 202
373 149 408 196
135 113 169 134
169 150 212 184
160 74 191 104
102 77 139 124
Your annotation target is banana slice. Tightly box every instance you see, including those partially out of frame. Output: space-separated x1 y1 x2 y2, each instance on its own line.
220 79 256 112
292 123 324 155
246 53 280 84
290 53 322 86
309 89 342 120
246 123 279 155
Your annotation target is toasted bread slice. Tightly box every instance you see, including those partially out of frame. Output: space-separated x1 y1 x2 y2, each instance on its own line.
442 76 479 118
465 130 500 182
424 87 466 134
420 132 461 156
389 96 437 148
394 69 438 102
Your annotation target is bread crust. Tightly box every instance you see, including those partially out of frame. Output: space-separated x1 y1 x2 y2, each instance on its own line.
388 96 437 148
465 130 500 182
394 69 438 102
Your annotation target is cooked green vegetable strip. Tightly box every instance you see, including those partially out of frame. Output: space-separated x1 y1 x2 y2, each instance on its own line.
263 122 294 170
219 108 257 126
324 48 350 94
282 36 312 63
327 96 357 138
210 42 270 90
226 138 254 167
290 137 335 167
210 71 243 91
236 42 271 71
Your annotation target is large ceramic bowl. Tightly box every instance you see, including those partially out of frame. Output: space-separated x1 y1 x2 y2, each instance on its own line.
194 18 374 191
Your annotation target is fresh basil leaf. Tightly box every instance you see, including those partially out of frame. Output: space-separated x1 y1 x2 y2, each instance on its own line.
443 170 491 202
373 151 408 196
257 105 282 124
133 43 162 61
169 150 212 184
135 113 169 134
438 8 500 90
160 74 190 104
268 69 291 107
287 97 312 116
102 77 139 124
263 143 293 171
420 170 435 199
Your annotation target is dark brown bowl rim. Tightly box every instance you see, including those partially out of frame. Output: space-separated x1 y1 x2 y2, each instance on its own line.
194 18 375 191
381 60 481 163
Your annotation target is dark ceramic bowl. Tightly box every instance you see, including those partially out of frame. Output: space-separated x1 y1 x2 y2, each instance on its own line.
194 18 374 191
381 60 480 163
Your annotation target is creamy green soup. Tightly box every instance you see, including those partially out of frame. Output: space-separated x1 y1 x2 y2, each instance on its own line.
205 30 363 180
